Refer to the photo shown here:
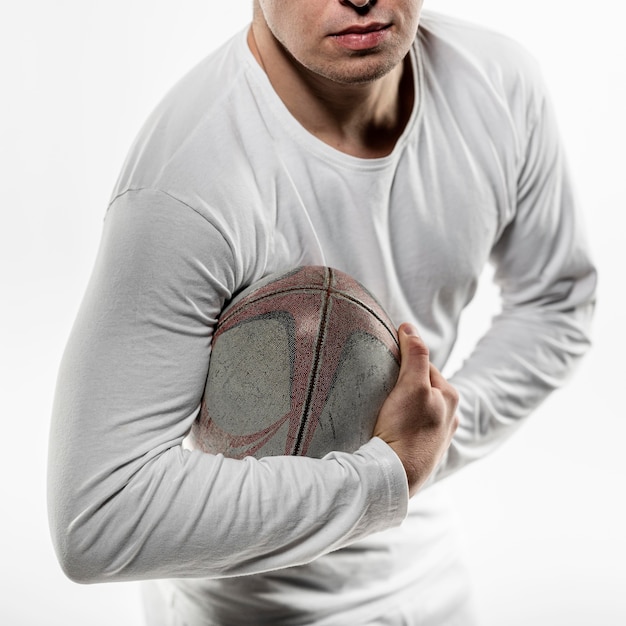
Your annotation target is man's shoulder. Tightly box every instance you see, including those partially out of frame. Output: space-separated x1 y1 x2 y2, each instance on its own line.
111 28 257 201
416 11 547 120
417 11 543 86
419 11 533 57
150 29 250 136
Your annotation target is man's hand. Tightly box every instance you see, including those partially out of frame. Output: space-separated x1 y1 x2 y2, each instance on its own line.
373 323 459 497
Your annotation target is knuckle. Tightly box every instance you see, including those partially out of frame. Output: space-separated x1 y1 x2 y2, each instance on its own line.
402 333 429 358
396 377 426 408
408 337 429 358
447 384 460 407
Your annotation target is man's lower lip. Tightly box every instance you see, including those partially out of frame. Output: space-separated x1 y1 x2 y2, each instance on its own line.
332 28 389 51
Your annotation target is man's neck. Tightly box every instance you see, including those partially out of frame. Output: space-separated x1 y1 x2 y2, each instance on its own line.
248 25 414 159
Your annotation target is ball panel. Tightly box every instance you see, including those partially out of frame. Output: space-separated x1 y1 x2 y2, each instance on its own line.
326 269 397 344
192 405 292 458
206 316 292 435
305 330 400 458
293 295 399 455
218 267 330 329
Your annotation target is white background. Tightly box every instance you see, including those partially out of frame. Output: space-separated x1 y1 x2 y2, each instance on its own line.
1 1 624 624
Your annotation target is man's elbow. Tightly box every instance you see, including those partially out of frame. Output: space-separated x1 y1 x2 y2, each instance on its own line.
56 551 101 585
49 510 120 585
51 530 105 584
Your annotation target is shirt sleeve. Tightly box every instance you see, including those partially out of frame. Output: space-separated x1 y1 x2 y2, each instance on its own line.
47 188 408 584
438 79 597 479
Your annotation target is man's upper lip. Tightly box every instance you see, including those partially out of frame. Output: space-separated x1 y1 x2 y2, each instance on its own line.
333 22 389 36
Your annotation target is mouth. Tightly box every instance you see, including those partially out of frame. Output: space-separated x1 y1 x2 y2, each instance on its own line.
333 22 390 36
331 23 391 51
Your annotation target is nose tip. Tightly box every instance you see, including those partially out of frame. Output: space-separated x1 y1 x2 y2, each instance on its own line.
342 0 375 10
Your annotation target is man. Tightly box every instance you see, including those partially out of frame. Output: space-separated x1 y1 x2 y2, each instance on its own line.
48 1 596 624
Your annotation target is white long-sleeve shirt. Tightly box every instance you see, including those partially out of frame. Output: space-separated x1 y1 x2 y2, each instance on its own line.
48 11 596 625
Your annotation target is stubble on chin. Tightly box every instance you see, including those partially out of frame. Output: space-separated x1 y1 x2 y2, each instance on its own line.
296 43 407 86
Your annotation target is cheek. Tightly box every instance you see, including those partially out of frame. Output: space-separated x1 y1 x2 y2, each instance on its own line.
404 0 424 30
264 4 311 54
398 2 423 50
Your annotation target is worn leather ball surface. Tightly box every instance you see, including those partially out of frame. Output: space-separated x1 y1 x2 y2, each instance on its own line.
190 266 400 459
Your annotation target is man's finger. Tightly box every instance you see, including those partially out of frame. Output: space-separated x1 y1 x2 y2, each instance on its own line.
397 323 431 386
429 362 446 388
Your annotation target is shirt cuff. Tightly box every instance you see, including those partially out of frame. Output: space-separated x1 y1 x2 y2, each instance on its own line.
357 436 409 529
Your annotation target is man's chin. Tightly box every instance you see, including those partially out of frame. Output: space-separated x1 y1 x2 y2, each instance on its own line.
305 54 403 86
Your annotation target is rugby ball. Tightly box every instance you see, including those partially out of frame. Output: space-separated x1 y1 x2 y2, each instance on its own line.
190 266 400 459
